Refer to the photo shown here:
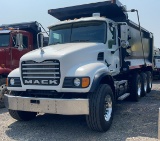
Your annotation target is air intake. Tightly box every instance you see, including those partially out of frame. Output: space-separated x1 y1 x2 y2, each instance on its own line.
97 52 104 61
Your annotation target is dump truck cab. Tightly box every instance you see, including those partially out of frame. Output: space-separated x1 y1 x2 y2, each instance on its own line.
0 29 33 71
48 16 120 75
0 21 42 74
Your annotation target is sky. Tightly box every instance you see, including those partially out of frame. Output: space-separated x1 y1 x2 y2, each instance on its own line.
1 0 159 47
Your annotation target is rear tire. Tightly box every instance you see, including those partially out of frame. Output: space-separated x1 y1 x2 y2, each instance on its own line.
9 110 37 121
140 73 147 97
145 71 152 93
86 84 115 132
129 73 141 102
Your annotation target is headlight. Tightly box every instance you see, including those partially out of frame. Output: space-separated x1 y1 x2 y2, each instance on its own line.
74 78 81 87
8 77 21 87
63 77 90 88
10 78 15 85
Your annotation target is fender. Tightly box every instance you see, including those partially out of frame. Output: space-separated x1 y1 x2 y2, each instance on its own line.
0 67 12 75
89 72 115 93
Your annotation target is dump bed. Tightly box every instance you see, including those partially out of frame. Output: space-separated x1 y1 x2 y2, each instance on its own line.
48 0 153 68
48 0 127 21
121 20 154 69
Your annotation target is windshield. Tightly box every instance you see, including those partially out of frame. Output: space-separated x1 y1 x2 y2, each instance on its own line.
0 34 10 47
49 21 106 45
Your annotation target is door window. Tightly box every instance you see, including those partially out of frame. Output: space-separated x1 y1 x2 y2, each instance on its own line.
0 34 10 47
12 34 28 49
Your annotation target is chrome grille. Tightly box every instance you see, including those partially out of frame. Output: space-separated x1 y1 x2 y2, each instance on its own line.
21 60 60 86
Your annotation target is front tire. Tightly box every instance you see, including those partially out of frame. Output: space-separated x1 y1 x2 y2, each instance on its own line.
86 84 114 132
9 110 37 121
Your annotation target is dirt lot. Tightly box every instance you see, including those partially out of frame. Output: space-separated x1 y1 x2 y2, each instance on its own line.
1 81 160 141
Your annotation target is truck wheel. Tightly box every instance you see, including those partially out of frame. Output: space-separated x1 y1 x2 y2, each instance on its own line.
140 73 147 97
145 71 152 93
9 110 37 121
86 84 114 132
0 77 7 108
130 73 141 102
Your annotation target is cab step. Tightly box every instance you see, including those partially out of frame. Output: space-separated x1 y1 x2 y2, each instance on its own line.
118 93 130 101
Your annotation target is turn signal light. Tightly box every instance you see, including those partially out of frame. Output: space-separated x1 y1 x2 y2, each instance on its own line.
6 78 8 86
8 27 15 30
82 78 90 88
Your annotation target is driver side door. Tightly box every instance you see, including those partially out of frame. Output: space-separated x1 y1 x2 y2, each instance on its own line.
105 23 120 75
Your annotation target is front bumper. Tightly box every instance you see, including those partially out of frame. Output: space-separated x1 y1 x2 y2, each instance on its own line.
4 94 89 115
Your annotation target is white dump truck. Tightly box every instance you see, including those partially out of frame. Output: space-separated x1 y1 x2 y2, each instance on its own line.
4 0 153 132
153 48 160 78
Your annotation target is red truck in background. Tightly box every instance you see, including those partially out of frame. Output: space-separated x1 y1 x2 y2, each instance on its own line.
0 21 48 107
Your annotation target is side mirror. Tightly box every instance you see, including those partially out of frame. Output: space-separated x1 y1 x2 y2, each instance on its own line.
120 24 128 41
40 34 44 48
108 39 115 49
43 37 49 46
16 33 23 50
120 24 129 48
37 32 48 48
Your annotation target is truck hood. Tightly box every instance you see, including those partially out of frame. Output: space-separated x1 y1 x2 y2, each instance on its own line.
21 43 105 62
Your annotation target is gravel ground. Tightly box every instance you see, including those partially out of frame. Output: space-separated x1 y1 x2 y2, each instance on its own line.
1 81 160 141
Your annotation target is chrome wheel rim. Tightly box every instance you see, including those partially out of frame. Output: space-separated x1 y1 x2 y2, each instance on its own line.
137 79 141 97
104 95 112 122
